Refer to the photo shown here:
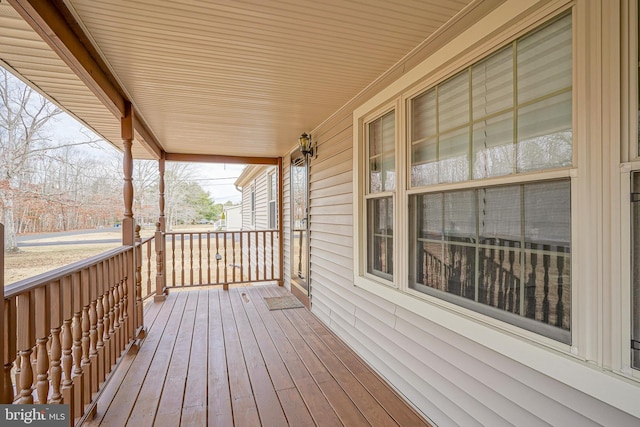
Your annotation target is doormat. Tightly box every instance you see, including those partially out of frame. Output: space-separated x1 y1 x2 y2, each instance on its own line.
264 296 305 311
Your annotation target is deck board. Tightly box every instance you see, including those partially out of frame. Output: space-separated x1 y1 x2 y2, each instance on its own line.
86 285 431 426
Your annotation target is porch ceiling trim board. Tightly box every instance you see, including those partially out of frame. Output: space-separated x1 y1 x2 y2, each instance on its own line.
165 153 279 166
7 0 164 159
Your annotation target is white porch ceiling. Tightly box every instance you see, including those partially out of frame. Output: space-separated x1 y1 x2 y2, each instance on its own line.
1 0 474 159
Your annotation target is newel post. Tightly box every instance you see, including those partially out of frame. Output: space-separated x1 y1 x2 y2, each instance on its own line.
121 103 136 340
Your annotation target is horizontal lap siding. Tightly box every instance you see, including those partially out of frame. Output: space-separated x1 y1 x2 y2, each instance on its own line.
304 100 637 427
289 2 640 424
283 156 292 287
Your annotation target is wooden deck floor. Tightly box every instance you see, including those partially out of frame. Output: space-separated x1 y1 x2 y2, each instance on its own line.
84 285 430 427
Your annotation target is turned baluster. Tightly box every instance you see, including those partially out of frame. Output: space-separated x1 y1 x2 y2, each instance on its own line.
120 255 129 344
18 348 33 404
34 286 50 404
556 248 566 328
81 305 90 368
112 281 121 351
2 298 16 404
16 292 35 404
103 284 112 370
49 327 62 403
96 296 104 356
101 261 112 371
14 353 21 400
543 247 551 324
107 258 118 371
72 311 82 378
135 225 144 328
61 319 73 390
89 301 98 361
155 222 166 302
109 281 116 337
35 338 48 404
48 281 63 403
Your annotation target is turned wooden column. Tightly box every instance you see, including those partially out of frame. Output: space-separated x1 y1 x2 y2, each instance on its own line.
155 155 167 301
159 154 166 233
122 102 135 247
121 102 137 338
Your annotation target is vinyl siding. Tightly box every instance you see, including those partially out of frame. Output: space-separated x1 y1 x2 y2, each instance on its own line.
283 155 292 288
291 0 640 424
240 166 279 282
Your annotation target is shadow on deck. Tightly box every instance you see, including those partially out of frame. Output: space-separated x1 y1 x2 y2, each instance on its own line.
85 285 430 426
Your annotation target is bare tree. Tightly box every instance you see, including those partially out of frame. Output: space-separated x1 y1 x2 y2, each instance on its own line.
0 67 62 251
0 67 104 250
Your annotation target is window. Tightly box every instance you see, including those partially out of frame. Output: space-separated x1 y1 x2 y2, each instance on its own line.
633 0 640 362
250 183 256 227
410 180 571 343
268 171 277 229
634 2 640 371
633 173 640 368
410 15 572 187
357 14 573 342
365 110 395 280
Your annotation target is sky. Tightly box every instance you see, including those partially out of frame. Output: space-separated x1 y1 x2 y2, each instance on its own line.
53 113 244 204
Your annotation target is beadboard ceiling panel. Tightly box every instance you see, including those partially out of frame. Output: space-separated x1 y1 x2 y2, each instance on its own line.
1 0 476 159
0 1 150 159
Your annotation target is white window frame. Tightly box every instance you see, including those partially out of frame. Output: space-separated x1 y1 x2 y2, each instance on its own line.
621 0 640 380
268 170 277 230
250 182 256 228
355 101 402 288
353 5 579 354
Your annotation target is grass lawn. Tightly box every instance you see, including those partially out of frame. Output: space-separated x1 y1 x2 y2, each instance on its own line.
4 225 219 285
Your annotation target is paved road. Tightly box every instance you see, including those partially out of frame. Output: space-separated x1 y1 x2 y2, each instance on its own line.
16 228 241 247
17 227 122 247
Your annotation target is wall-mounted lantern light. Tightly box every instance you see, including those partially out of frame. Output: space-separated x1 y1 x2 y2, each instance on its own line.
298 132 315 157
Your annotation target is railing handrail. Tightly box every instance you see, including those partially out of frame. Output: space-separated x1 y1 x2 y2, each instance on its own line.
158 229 281 290
136 236 154 246
5 245 133 298
164 229 279 236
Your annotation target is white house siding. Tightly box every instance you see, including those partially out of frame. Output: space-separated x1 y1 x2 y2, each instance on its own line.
239 167 280 283
283 155 292 288
291 0 640 425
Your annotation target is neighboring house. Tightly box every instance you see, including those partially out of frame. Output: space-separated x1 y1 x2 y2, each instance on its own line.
222 204 241 231
3 1 640 425
235 165 278 231
235 165 279 282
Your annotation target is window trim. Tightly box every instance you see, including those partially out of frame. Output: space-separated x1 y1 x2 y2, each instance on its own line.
353 5 577 353
621 0 640 378
268 170 277 230
356 101 402 288
250 182 256 228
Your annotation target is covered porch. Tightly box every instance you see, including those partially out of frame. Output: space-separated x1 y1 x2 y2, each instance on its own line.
86 285 428 426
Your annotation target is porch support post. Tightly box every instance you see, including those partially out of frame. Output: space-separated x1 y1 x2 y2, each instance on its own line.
278 157 284 286
158 154 166 232
154 155 167 301
121 103 137 339
122 102 135 246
